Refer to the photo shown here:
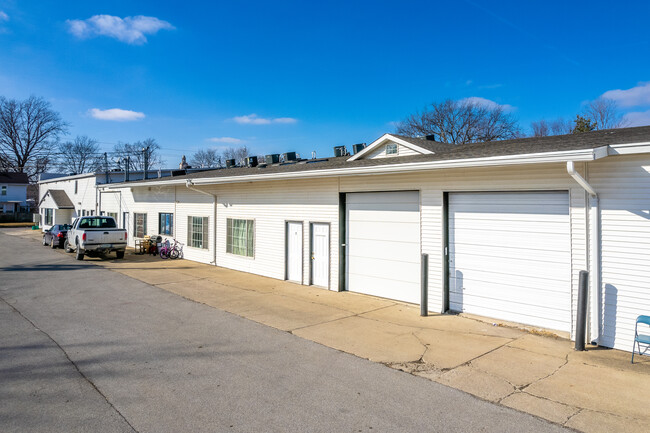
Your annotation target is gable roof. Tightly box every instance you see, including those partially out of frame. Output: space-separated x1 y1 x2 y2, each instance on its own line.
40 189 75 209
102 125 650 189
0 172 29 184
347 133 436 161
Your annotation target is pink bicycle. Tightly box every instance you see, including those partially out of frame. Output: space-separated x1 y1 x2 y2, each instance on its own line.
159 239 183 259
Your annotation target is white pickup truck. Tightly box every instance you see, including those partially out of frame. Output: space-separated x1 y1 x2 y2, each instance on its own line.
65 216 127 260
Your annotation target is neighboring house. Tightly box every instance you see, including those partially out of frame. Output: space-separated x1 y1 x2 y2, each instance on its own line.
41 125 650 354
0 172 29 213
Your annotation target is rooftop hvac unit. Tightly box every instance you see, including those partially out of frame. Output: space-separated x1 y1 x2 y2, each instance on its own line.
225 159 236 168
171 170 186 177
246 156 258 167
333 146 347 157
352 143 366 154
282 152 297 162
265 154 280 164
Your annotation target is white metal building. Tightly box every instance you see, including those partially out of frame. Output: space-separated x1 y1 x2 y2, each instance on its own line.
40 126 650 353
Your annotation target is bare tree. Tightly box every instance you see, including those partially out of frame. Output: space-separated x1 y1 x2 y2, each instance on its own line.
530 118 573 137
584 98 625 130
57 136 102 174
395 99 520 144
0 95 68 180
191 148 222 168
531 119 550 137
113 138 162 171
222 146 250 163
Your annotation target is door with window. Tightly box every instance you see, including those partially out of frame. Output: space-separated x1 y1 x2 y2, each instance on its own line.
310 223 329 287
286 222 303 283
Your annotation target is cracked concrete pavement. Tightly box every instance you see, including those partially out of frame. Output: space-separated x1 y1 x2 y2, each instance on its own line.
6 228 650 433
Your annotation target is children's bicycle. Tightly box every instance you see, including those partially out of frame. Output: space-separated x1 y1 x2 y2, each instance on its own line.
159 239 184 259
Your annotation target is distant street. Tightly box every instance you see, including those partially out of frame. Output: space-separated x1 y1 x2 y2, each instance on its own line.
0 231 568 433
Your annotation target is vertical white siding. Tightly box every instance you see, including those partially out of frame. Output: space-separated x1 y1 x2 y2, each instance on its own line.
589 154 650 351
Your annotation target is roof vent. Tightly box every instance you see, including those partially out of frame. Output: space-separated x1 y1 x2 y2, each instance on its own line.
333 146 348 157
425 134 436 141
265 154 280 165
352 143 366 154
282 152 297 162
225 159 236 168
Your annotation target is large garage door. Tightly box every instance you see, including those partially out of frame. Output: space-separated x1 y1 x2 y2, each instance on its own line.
449 191 571 332
347 191 420 303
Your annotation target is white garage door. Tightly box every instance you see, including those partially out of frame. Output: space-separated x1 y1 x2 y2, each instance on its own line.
449 191 571 332
346 191 421 303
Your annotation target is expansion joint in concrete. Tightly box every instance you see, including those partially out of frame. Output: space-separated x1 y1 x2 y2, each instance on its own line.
0 295 139 433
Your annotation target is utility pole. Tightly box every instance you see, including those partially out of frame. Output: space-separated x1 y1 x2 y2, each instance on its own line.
142 146 150 180
104 152 109 184
125 156 130 182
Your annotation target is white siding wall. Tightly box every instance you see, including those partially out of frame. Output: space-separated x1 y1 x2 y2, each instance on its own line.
365 142 420 159
589 154 650 350
38 175 98 229
210 178 339 288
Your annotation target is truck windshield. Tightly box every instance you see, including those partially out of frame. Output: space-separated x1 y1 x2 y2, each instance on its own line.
79 218 117 229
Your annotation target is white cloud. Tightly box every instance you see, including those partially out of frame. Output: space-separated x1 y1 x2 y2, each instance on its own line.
89 108 145 121
460 96 514 111
602 82 650 108
207 137 244 144
622 109 650 127
66 15 174 45
231 113 298 125
0 11 9 22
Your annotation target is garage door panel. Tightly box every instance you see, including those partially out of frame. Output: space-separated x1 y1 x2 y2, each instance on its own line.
348 240 419 262
348 208 420 223
349 257 420 282
349 274 421 304
449 191 571 332
348 221 420 242
347 191 420 304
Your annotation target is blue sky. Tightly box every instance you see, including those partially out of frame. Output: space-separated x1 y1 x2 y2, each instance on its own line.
1 0 650 167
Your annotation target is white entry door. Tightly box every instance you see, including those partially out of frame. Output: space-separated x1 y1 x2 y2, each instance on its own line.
286 221 303 283
310 223 329 287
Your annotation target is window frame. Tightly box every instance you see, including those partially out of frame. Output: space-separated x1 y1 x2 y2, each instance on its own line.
385 143 398 155
187 215 209 249
226 218 255 258
43 208 53 225
1 185 6 196
159 212 174 236
134 212 147 238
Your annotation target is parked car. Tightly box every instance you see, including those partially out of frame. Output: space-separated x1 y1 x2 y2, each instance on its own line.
65 216 127 260
42 224 72 249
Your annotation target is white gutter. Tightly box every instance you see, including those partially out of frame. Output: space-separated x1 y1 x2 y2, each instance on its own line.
185 180 217 266
566 161 600 345
101 147 604 189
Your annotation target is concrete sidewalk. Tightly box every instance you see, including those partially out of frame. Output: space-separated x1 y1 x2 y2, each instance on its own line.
8 228 650 432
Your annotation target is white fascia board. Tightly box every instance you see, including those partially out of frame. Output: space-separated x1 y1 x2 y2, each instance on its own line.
607 141 650 155
347 134 434 161
100 147 601 189
38 172 97 185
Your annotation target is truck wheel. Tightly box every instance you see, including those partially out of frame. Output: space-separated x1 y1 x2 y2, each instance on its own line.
116 251 125 259
64 239 73 253
76 246 84 261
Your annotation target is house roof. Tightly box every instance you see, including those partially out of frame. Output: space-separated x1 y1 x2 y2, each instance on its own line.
0 172 29 184
103 125 650 188
42 189 75 209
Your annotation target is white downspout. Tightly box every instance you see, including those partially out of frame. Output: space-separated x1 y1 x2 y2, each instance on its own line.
186 180 217 266
567 161 600 344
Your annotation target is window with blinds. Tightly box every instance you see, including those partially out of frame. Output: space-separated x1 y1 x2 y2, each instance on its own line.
226 218 254 257
134 213 147 238
187 216 208 249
